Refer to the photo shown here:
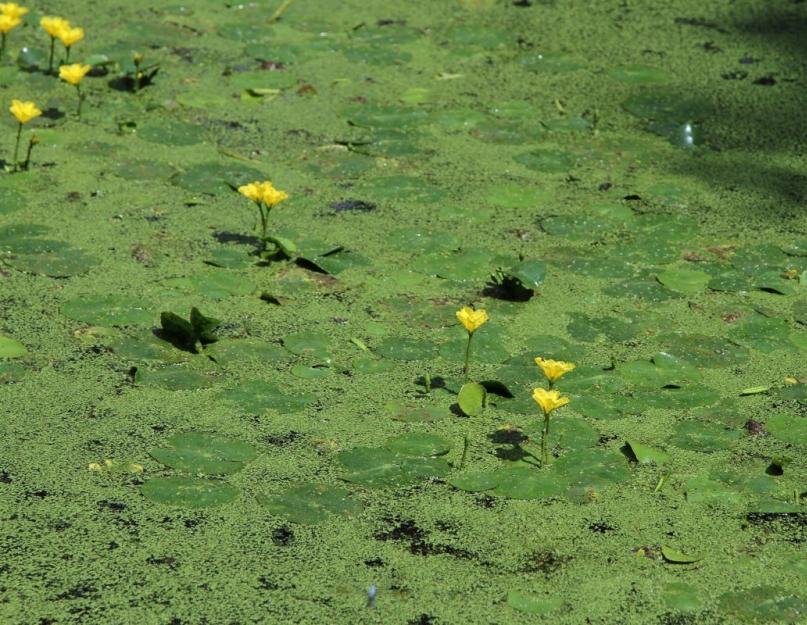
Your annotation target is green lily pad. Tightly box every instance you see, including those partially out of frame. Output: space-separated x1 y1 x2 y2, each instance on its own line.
625 440 670 465
338 447 449 487
727 316 795 353
657 267 711 294
0 188 26 215
0 362 27 382
0 336 27 359
449 470 501 492
669 420 741 452
484 183 547 209
766 414 807 446
138 119 207 145
149 431 257 475
662 582 702 612
141 477 238 508
718 586 807 623
162 271 256 300
375 337 437 361
282 331 332 361
257 483 362 525
171 162 266 195
206 247 252 269
513 148 576 173
290 364 332 379
3 249 98 277
204 339 288 366
661 545 701 564
552 449 631 492
458 382 487 416
506 591 563 615
490 466 566 500
572 396 624 420
659 333 750 368
61 295 153 327
385 432 452 457
683 475 744 507
136 367 215 391
219 379 317 414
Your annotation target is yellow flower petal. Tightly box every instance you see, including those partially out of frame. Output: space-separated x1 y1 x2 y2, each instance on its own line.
9 99 42 124
0 13 20 32
534 357 576 383
259 181 289 207
40 15 69 38
532 387 570 415
456 306 489 334
57 25 84 47
0 3 29 19
59 63 91 86
238 182 263 203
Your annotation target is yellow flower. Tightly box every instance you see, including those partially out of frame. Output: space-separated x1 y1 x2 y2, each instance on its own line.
57 25 84 47
0 2 25 17
59 63 91 86
87 462 102 472
532 387 570 415
238 182 263 203
534 357 576 383
9 99 41 124
260 182 288 207
0 3 27 18
0 13 19 32
40 15 68 38
456 306 489 334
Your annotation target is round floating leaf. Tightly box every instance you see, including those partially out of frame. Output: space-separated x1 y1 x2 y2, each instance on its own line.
386 228 459 254
449 470 500 492
0 362 27 382
61 295 153 326
219 379 317 414
149 431 257 475
0 188 25 215
513 148 575 173
625 440 670 465
626 386 719 410
661 545 701 564
506 591 563 615
375 337 437 361
608 65 673 83
4 249 98 277
282 331 332 361
290 364 332 379
669 420 741 452
572 396 624 420
206 247 252 269
659 333 749 368
662 583 702 612
204 339 288 366
727 316 794 353
162 271 256 300
351 355 394 375
524 417 598 451
542 116 592 132
683 476 744 507
458 382 487 416
766 414 807 446
338 447 449 487
0 335 27 359
552 449 631 492
258 483 362 525
484 183 547 209
622 90 712 123
656 267 711 295
385 432 452 457
439 332 510 365
718 586 807 623
171 162 266 195
141 477 238 508
386 402 447 423
604 279 680 302
138 119 207 145
136 367 215 391
490 466 565 500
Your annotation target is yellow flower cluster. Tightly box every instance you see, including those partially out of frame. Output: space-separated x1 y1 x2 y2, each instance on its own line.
238 181 289 207
0 3 26 33
41 15 83 47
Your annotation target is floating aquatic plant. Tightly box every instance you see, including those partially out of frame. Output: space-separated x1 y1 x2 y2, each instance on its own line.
158 307 220 354
40 15 68 73
8 99 41 172
56 24 83 64
455 306 489 469
532 356 575 465
59 63 90 119
238 180 290 258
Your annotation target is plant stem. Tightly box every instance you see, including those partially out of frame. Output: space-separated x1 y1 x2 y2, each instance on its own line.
257 201 267 240
65 45 71 64
459 433 469 470
462 332 474 381
48 37 55 73
541 413 550 466
1 33 6 62
12 122 22 172
76 85 83 120
22 136 37 171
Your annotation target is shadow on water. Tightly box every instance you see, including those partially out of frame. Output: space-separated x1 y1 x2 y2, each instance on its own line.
661 5 807 216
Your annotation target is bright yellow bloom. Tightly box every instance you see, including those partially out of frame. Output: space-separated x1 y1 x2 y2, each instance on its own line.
87 462 102 472
238 182 263 203
40 15 68 38
260 182 288 207
0 13 20 32
456 306 489 334
59 63 91 86
534 357 576 383
9 99 41 124
57 25 84 47
532 387 570 415
0 3 28 18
